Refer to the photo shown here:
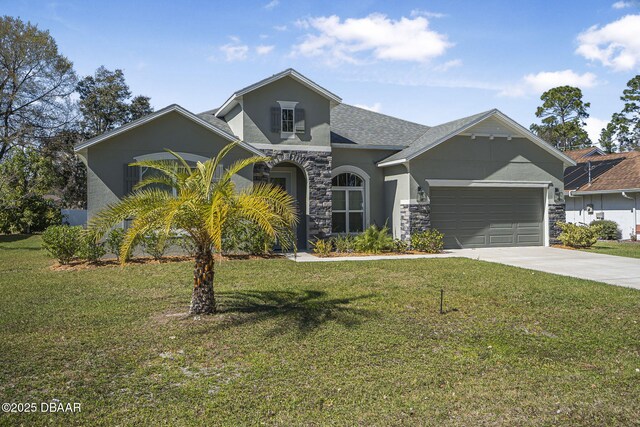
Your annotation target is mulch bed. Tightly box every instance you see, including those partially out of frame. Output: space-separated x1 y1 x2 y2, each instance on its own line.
50 253 285 271
313 250 444 258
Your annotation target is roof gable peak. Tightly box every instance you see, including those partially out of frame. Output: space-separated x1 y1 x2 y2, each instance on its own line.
215 68 342 118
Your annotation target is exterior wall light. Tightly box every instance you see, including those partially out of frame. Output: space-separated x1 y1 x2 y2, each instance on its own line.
417 186 428 203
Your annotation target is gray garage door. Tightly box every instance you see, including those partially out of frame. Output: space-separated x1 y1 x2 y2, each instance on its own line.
430 187 544 249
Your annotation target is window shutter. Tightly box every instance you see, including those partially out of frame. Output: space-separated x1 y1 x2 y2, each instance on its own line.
124 165 140 194
270 107 281 132
295 108 305 133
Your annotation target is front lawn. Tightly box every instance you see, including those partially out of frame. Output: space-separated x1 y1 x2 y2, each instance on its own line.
1 235 639 426
585 240 640 259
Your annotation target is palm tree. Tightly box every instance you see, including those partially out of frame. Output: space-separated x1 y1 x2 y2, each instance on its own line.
88 143 298 314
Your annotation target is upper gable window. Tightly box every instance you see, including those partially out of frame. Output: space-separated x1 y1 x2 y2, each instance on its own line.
282 107 294 133
273 101 305 139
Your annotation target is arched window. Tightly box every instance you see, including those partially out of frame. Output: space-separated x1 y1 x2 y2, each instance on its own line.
332 172 365 233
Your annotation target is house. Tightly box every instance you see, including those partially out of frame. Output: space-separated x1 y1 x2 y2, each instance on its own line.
564 147 640 240
75 68 575 249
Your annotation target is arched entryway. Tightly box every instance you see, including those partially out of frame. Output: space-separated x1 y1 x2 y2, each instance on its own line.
253 149 333 251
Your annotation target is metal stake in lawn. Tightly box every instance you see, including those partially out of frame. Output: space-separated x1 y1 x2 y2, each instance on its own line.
440 289 444 314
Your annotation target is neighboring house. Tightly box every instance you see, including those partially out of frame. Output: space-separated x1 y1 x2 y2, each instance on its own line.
75 68 575 249
564 147 640 240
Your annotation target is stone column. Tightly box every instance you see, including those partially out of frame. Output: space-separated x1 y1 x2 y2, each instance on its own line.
400 202 431 243
548 203 566 245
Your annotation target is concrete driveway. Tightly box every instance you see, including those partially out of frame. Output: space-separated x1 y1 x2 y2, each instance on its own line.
291 247 640 290
453 246 640 290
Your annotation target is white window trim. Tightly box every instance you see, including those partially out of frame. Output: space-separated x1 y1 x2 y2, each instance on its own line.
277 101 298 140
331 166 371 233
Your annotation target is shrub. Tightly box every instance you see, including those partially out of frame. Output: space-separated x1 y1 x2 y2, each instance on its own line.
176 234 198 256
333 234 355 253
77 234 106 263
141 231 174 260
589 220 620 240
392 239 409 253
222 220 274 255
411 229 445 253
105 227 141 260
310 238 333 256
353 224 394 254
106 228 125 258
558 222 598 248
41 225 82 264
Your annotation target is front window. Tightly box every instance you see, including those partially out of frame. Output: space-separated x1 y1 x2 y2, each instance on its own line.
282 108 294 133
332 172 365 233
277 101 298 138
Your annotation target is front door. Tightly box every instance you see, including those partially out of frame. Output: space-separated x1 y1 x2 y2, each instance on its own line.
270 168 305 250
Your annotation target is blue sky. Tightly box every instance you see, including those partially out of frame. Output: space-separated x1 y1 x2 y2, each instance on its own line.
4 0 640 143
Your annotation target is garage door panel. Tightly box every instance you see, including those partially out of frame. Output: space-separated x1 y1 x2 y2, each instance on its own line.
430 187 544 248
458 235 486 246
517 234 542 244
489 235 515 244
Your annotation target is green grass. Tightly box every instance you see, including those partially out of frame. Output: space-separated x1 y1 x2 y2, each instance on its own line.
584 240 640 259
1 235 639 426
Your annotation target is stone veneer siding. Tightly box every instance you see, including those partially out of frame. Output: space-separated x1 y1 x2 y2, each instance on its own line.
548 203 566 245
400 203 431 243
253 149 332 243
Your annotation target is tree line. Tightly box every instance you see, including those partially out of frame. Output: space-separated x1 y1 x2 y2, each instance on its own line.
529 78 640 153
0 16 153 233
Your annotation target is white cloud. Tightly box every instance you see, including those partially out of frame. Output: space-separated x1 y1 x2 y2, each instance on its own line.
499 70 598 97
434 59 462 72
256 45 275 55
264 0 279 9
273 25 288 31
410 9 446 18
576 14 640 71
612 1 633 9
585 117 609 145
292 13 452 64
354 102 382 112
219 42 249 62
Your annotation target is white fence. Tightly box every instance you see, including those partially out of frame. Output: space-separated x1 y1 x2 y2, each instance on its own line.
61 209 87 226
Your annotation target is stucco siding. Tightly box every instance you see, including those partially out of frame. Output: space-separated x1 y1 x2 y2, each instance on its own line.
85 111 254 218
225 103 243 140
409 135 565 202
332 148 398 229
566 193 639 239
240 76 331 147
383 164 410 239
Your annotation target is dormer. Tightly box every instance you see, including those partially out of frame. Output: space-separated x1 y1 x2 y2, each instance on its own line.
215 69 341 147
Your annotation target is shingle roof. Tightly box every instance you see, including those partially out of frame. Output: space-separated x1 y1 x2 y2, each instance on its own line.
197 109 237 136
564 147 605 161
378 109 495 164
330 104 430 147
564 151 640 192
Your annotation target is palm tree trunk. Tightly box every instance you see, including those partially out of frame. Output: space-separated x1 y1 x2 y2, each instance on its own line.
190 249 216 314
